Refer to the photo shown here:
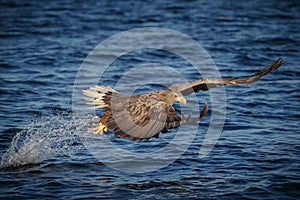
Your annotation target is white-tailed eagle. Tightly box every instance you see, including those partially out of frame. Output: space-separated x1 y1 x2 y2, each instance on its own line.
83 58 284 141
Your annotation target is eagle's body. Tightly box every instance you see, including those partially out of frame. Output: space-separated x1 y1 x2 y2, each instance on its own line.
83 58 284 141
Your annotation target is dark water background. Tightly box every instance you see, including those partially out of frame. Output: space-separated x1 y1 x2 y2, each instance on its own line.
0 0 299 199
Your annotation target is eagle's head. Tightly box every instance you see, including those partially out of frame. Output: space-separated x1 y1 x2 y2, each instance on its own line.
165 91 186 105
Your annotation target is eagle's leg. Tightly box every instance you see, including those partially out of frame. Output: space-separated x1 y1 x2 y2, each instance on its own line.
188 102 209 123
92 111 111 135
181 102 209 124
181 113 192 124
86 116 104 134
93 122 107 135
87 116 100 126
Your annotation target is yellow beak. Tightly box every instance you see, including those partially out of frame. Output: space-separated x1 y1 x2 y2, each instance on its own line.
177 96 186 105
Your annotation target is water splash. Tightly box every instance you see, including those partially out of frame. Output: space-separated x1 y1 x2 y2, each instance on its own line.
0 112 89 169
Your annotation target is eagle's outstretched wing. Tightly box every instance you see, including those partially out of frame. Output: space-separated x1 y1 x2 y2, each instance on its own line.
169 58 284 96
83 58 283 140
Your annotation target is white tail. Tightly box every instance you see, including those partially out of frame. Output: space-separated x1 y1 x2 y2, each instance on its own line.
82 86 117 108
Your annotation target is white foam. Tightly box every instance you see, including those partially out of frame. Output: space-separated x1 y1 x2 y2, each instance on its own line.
0 112 90 169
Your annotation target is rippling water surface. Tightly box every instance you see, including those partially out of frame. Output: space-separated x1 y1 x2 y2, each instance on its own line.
0 0 299 199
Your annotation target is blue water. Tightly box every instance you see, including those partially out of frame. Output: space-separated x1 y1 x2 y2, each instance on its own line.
1 0 300 199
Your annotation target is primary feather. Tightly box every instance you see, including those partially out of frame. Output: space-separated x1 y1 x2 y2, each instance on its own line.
83 58 284 140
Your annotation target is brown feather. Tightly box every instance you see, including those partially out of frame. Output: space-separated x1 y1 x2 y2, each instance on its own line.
169 58 284 96
83 58 284 140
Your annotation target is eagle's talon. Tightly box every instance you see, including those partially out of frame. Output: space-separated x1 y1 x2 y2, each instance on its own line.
93 122 107 135
87 116 101 126
92 127 100 134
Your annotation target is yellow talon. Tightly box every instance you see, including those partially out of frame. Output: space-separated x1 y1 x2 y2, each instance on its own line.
93 122 107 135
103 125 107 132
